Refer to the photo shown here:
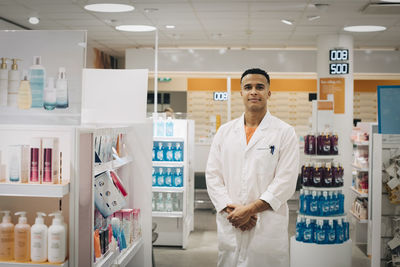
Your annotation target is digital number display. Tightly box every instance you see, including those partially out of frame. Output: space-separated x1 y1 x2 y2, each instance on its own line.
213 92 228 101
329 63 349 75
329 49 349 61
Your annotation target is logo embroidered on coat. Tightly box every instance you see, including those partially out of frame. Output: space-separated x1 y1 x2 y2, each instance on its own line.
269 145 275 155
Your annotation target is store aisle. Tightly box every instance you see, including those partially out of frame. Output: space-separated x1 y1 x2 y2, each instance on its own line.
154 209 370 267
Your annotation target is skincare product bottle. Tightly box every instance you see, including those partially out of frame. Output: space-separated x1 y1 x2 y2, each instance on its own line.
44 77 56 110
31 212 47 262
14 211 30 262
55 67 68 108
8 58 21 107
48 212 66 263
20 145 30 183
0 57 8 106
29 56 46 108
42 138 53 183
0 211 14 261
165 117 174 137
8 145 21 183
17 71 32 109
30 138 41 183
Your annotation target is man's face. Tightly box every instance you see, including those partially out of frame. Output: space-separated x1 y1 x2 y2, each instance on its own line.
240 74 271 112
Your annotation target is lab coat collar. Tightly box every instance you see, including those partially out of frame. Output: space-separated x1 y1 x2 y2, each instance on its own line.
234 111 273 152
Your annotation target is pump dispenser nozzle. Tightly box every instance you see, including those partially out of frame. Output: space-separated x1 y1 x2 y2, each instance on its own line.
35 212 46 224
1 210 12 223
49 212 63 225
10 58 21 70
0 58 9 69
15 211 27 224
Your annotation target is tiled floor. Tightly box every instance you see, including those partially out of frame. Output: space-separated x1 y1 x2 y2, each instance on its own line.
154 209 370 267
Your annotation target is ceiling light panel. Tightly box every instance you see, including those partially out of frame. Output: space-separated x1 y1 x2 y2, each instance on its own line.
28 17 40 24
84 4 134 13
116 25 156 32
344 25 386 32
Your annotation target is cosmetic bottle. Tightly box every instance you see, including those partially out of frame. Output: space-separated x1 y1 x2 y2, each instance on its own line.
44 77 56 110
20 145 30 183
42 138 53 184
165 117 174 137
303 218 313 243
31 212 47 262
17 71 32 110
165 168 173 187
48 212 66 263
313 162 322 187
30 138 41 183
14 211 30 262
0 57 8 106
55 67 68 108
8 145 21 183
165 142 174 161
157 167 164 186
174 167 183 187
8 58 21 107
174 142 183 161
29 56 46 108
0 211 14 261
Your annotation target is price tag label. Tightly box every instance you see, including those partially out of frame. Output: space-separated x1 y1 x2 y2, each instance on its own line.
387 177 400 190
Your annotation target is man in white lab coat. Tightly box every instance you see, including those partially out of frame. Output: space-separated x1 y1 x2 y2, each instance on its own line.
206 68 299 267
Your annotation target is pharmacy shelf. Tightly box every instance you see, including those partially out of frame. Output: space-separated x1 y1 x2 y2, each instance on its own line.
349 210 368 223
0 182 69 197
0 260 68 267
352 140 369 146
152 187 184 193
304 155 340 160
152 161 184 168
116 238 144 267
154 137 185 142
350 186 368 198
152 211 183 218
298 213 347 221
351 164 369 172
95 248 120 267
302 186 344 191
94 156 133 176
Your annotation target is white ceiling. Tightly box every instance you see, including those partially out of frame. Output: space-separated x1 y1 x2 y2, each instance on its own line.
0 0 399 57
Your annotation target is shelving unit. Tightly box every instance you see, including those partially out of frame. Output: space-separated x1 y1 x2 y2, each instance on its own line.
152 119 195 248
94 249 120 267
116 238 144 267
351 164 369 172
93 156 133 176
350 186 368 198
299 213 347 220
0 183 70 198
0 261 69 267
350 210 368 223
302 186 343 191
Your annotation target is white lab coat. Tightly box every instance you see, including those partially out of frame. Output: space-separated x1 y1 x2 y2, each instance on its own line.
206 111 299 267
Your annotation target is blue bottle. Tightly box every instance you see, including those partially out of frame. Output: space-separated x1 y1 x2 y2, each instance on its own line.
156 118 165 137
174 142 183 161
152 142 156 161
165 142 174 161
336 219 344 244
296 216 303 242
152 168 157 186
328 191 335 215
299 189 304 214
165 168 173 187
310 191 318 216
29 56 46 108
343 218 349 241
316 220 326 244
157 168 165 186
327 219 336 244
311 219 317 243
173 168 183 187
304 190 312 215
334 191 340 214
156 142 164 161
165 117 174 137
303 218 313 243
321 191 330 216
339 191 344 214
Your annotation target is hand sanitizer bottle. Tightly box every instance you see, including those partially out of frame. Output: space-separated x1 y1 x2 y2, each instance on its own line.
174 142 183 161
43 77 56 110
152 168 157 186
156 193 164 212
165 142 174 161
29 56 46 108
303 218 313 243
156 142 164 161
327 219 336 244
174 168 183 187
31 212 47 262
165 117 174 137
335 219 344 244
55 67 68 108
0 58 8 106
165 193 173 212
165 168 173 187
8 58 21 107
0 210 14 261
157 168 164 187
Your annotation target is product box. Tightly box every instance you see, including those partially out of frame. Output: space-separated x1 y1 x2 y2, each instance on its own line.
20 145 30 183
8 145 22 183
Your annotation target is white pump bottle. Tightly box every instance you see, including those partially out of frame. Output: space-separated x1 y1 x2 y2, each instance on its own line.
14 211 30 262
31 212 48 262
0 210 14 261
48 212 66 263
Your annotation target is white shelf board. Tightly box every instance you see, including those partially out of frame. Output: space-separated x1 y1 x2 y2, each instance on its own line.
116 238 144 267
94 156 133 176
154 137 185 142
302 186 343 192
94 248 119 267
352 140 369 146
351 164 369 172
152 161 184 167
350 186 368 198
349 210 368 223
152 187 184 193
298 212 347 220
303 155 340 160
0 260 68 266
0 183 69 197
152 211 183 218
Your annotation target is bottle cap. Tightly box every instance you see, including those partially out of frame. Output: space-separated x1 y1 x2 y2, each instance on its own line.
33 56 41 65
15 211 27 224
0 58 9 69
11 58 21 70
1 211 11 223
58 67 66 79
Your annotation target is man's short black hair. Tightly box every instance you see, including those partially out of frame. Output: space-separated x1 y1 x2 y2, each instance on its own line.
241 68 270 85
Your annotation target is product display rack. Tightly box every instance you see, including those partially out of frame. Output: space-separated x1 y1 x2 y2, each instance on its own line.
0 183 69 198
0 261 69 267
152 119 195 248
370 134 400 267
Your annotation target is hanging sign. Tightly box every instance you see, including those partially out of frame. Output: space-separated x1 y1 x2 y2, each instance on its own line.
320 77 345 114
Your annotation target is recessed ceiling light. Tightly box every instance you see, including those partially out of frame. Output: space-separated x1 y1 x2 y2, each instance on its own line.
343 25 386 32
307 15 320 21
28 17 40 24
84 3 134 13
115 25 156 32
144 8 159 13
281 19 293 25
165 25 175 29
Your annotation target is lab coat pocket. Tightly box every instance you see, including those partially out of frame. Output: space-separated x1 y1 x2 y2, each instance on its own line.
216 213 237 251
255 148 278 175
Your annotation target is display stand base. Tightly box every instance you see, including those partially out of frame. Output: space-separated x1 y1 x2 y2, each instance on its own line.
290 236 352 267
